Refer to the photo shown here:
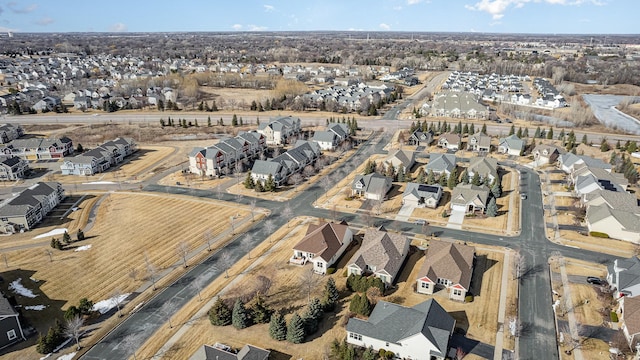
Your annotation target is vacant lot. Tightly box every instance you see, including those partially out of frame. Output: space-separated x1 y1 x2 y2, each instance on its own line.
0 192 253 360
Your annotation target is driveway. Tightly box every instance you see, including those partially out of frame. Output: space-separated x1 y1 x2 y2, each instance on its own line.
395 202 415 221
447 208 465 229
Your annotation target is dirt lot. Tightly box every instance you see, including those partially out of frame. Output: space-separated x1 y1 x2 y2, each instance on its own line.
0 192 255 360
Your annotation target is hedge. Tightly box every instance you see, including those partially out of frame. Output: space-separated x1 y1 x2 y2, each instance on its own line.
465 295 474 303
326 267 336 275
589 231 610 238
611 311 619 323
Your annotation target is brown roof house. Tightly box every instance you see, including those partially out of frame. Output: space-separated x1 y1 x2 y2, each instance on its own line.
532 144 563 167
618 295 640 350
384 149 416 173
438 133 462 151
291 221 353 274
416 241 475 301
466 132 491 153
347 227 411 286
189 342 270 360
450 184 490 214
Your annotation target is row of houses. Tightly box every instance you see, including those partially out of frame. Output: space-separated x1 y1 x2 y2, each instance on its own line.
188 132 267 177
301 82 395 112
0 137 74 161
0 182 64 233
256 116 301 146
412 130 525 156
290 221 476 359
0 124 24 144
60 138 137 176
250 140 321 187
425 91 490 119
607 257 640 350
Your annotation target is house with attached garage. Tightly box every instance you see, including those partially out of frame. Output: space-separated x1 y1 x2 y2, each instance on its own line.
312 130 339 151
573 167 628 197
0 182 64 233
617 295 640 350
250 140 320 187
2 137 73 160
403 183 443 209
438 133 462 151
351 173 393 201
407 130 434 146
0 294 26 350
290 221 353 274
466 132 491 153
497 134 525 156
189 133 266 177
0 124 24 144
0 156 28 181
586 204 640 243
425 153 456 178
189 342 270 360
384 149 415 174
532 144 563 167
450 184 490 214
559 153 611 174
608 257 640 298
60 138 137 176
416 241 475 301
467 156 499 183
347 227 411 287
346 298 455 360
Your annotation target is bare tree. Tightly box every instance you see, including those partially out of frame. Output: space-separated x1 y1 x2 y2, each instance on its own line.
65 315 84 351
229 216 236 235
111 288 125 317
192 274 206 302
303 164 315 179
288 173 303 192
219 251 233 278
234 161 243 184
128 267 139 282
299 265 322 303
242 235 254 260
263 219 276 243
159 300 178 328
249 199 257 222
320 176 333 200
282 203 293 228
146 261 159 291
203 228 214 252
45 249 53 262
176 241 190 268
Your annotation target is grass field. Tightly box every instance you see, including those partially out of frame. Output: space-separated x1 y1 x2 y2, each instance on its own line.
0 192 254 360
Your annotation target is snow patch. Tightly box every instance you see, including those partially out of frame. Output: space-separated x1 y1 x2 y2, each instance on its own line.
82 181 116 185
34 228 68 239
30 277 40 283
25 305 46 311
9 278 37 298
74 245 92 252
552 299 560 312
56 352 76 360
92 293 130 314
509 318 517 336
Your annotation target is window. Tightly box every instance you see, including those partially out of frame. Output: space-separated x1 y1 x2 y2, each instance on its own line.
316 262 323 268
349 332 362 341
7 329 16 341
421 282 430 289
453 289 462 296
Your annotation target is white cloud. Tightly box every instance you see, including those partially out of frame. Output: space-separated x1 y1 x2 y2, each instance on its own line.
35 17 54 26
109 23 128 32
248 24 267 31
348 28 364 31
7 2 37 14
264 4 274 12
232 24 243 30
407 0 422 4
379 23 391 30
465 0 606 20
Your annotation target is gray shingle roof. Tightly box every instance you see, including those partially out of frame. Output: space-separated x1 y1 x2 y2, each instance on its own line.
346 299 454 357
403 183 442 201
419 241 475 290
349 228 409 281
425 153 456 174
451 184 490 207
352 173 392 197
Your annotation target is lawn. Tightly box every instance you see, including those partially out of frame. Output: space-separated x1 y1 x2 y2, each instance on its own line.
0 192 255 360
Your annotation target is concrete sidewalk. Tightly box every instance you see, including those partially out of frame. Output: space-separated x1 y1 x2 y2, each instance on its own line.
493 250 512 360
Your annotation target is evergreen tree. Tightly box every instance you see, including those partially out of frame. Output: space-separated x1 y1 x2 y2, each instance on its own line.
509 125 515 136
460 169 470 184
250 294 272 324
207 116 212 127
362 347 377 360
416 168 426 184
254 181 265 192
481 123 487 135
628 141 638 153
534 126 541 138
232 299 250 329
195 119 199 127
471 172 481 186
265 174 276 192
581 134 588 144
243 171 255 189
491 181 502 198
523 128 529 138
546 128 553 140
558 128 565 140
256 116 260 125
321 278 339 311
470 123 475 135
219 117 224 126
447 168 458 190
250 100 257 111
286 313 306 344
76 229 85 241
62 231 71 244
463 123 469 134
457 121 463 134
212 100 218 111
269 311 287 341
600 138 610 152
486 197 498 217
616 139 622 150
516 127 523 138
303 297 324 334
208 298 232 326
397 166 405 182
232 114 238 126
438 173 447 187
425 169 436 185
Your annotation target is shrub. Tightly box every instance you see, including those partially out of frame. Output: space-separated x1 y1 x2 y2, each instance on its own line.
589 231 610 238
35 319 64 354
342 269 348 277
611 311 619 322
326 267 336 275
465 295 474 303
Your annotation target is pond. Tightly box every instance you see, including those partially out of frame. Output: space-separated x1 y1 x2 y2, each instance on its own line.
582 94 640 135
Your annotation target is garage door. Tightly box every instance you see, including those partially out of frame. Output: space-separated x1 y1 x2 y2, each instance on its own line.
451 204 466 212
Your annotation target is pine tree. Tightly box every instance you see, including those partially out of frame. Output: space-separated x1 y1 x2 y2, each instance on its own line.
481 123 487 135
265 174 276 192
470 123 475 135
558 129 565 140
581 134 588 144
416 169 426 184
471 172 481 186
397 166 405 182
286 313 305 344
207 116 212 127
523 128 529 138
509 125 515 136
516 127 523 138
616 140 622 150
269 311 287 341
600 138 610 152
462 123 469 134
250 294 272 324
208 298 231 326
628 141 638 153
321 278 339 311
438 173 447 187
486 197 498 217
76 229 85 241
254 181 265 192
546 128 553 140
232 114 238 126
460 169 470 184
425 169 436 185
232 299 250 329
212 100 218 111
534 126 541 138
219 117 224 126
63 231 71 244
243 172 255 189
491 181 502 198
303 297 324 335
447 168 458 190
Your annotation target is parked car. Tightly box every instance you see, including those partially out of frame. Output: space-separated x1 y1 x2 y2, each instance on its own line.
414 219 426 225
520 193 527 200
587 276 605 286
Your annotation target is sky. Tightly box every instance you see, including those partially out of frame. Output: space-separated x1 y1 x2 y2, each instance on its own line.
0 0 636 35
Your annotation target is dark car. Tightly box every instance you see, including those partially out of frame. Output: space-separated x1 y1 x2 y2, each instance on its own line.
586 276 605 286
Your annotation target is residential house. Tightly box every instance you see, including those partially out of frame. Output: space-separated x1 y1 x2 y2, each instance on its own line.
189 133 266 177
425 153 456 178
450 184 490 214
347 227 411 286
416 241 475 301
0 182 64 233
0 156 28 181
573 167 628 197
327 122 350 143
559 153 611 174
532 144 562 167
582 190 638 211
497 134 525 156
2 137 73 160
467 156 499 183
312 130 339 151
189 343 270 360
607 257 640 298
0 124 24 144
408 130 434 146
384 150 415 173
466 132 491 153
351 173 393 201
60 138 136 176
586 204 640 243
438 133 462 151
256 116 301 146
346 299 455 360
290 221 353 274
403 183 443 209
618 295 640 350
250 140 320 187
0 295 26 350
